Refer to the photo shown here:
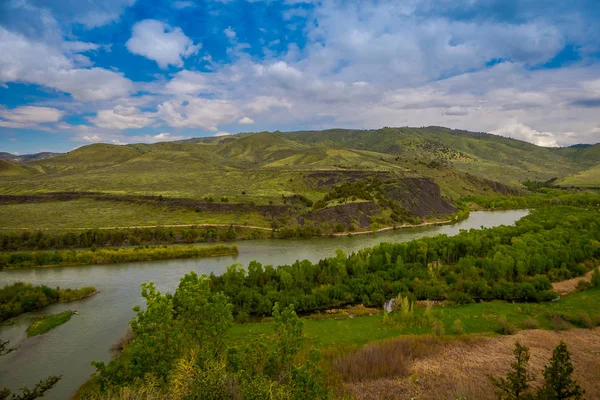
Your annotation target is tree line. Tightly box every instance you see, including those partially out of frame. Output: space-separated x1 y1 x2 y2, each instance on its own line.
0 226 265 252
209 205 600 318
0 244 238 269
0 282 96 322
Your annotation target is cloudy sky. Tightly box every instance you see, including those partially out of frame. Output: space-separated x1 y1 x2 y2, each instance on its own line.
1 0 600 154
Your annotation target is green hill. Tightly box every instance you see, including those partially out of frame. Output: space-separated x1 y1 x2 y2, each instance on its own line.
0 127 597 231
0 160 30 177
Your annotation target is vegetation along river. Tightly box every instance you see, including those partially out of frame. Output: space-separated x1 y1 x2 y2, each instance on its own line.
0 210 528 399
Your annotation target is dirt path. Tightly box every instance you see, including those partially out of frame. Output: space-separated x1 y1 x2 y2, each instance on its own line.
0 220 452 235
552 267 598 295
330 220 452 237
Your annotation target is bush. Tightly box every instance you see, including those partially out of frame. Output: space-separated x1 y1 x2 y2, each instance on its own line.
451 319 465 335
551 314 570 332
521 317 539 330
448 291 474 305
431 320 445 337
572 312 593 328
536 290 558 302
497 316 517 335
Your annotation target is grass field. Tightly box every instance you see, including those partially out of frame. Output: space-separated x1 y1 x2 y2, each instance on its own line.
26 311 73 337
0 199 272 229
229 287 600 348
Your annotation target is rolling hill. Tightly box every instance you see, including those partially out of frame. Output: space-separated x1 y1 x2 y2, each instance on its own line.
0 127 597 231
0 151 61 163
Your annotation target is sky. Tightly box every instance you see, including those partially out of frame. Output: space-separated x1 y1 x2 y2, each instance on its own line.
1 0 600 155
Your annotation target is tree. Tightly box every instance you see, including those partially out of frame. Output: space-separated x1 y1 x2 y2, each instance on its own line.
266 303 304 381
490 342 535 400
538 341 584 400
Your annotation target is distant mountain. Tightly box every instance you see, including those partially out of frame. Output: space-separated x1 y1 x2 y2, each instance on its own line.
0 151 62 163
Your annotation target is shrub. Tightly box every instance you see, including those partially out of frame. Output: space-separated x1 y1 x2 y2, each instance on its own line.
448 291 474 305
497 316 517 335
451 319 465 335
431 320 445 337
521 317 539 330
551 314 570 332
536 290 558 302
572 312 593 328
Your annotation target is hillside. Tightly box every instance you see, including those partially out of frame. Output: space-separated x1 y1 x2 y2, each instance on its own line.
0 151 61 163
0 127 597 232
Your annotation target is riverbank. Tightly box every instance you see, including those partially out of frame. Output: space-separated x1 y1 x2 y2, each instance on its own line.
0 244 238 269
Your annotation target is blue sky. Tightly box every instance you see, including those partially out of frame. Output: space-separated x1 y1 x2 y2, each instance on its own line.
1 0 600 154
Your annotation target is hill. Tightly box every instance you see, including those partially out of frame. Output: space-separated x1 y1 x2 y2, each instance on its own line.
0 127 597 232
0 151 61 163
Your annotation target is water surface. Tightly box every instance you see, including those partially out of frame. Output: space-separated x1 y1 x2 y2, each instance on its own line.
0 210 528 399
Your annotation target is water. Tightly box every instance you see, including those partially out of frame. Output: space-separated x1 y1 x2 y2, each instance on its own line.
0 210 528 399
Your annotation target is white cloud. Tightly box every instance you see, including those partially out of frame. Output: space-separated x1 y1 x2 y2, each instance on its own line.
90 106 155 129
224 27 236 40
442 106 469 116
83 134 102 142
126 20 201 69
164 70 210 94
215 131 230 136
0 27 133 101
245 96 293 113
0 106 64 128
127 132 189 143
491 122 559 147
238 116 254 124
156 98 238 130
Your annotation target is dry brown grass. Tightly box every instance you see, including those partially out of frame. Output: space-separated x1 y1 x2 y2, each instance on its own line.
552 267 597 296
343 328 600 400
332 336 451 382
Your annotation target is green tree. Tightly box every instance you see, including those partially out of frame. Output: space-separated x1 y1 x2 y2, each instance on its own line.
173 271 233 357
490 342 535 400
538 341 584 400
267 303 304 380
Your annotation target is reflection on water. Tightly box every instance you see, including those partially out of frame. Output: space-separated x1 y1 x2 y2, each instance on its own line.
0 210 528 399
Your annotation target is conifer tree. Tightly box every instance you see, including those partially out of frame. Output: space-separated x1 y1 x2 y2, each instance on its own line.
490 342 535 400
538 341 584 400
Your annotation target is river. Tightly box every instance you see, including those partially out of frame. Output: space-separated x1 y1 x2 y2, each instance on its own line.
0 209 528 399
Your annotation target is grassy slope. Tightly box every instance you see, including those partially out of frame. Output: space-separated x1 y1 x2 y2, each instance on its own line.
0 199 272 229
558 164 600 187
